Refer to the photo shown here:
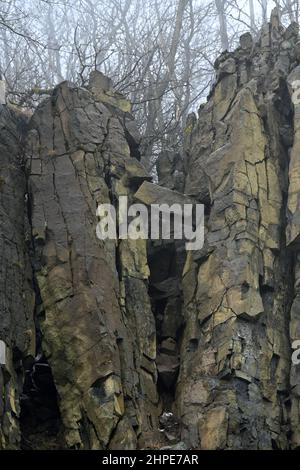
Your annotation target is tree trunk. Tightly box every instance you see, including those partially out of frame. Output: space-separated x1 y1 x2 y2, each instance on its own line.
215 0 229 50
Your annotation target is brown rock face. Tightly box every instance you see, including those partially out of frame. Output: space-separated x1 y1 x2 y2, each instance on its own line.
2 10 300 450
174 9 300 450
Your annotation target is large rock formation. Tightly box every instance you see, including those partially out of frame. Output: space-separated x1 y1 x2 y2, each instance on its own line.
1 9 300 450
174 8 300 450
0 107 35 449
26 75 161 449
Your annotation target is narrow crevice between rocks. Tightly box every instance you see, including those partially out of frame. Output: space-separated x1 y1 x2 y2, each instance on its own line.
20 350 63 450
147 240 185 445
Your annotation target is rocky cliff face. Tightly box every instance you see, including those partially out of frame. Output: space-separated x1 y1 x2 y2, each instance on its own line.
26 75 161 450
0 107 35 449
1 8 300 450
174 8 300 449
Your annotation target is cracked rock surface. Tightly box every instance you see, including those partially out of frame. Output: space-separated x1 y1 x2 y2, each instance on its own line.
2 9 300 450
174 8 300 449
26 79 160 449
0 107 35 449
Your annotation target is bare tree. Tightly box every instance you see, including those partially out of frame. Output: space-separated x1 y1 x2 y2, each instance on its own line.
215 0 229 50
259 0 268 22
274 0 300 23
249 0 255 29
0 0 283 163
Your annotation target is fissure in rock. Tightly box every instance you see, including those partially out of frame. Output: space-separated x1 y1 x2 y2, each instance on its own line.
148 241 184 410
20 352 62 450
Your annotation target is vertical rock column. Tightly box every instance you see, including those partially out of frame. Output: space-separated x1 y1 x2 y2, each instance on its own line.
0 106 35 449
26 77 159 449
286 66 300 449
176 10 298 449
